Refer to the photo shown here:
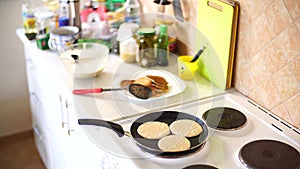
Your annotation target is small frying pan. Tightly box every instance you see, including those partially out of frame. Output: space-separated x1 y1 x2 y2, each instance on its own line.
78 111 208 155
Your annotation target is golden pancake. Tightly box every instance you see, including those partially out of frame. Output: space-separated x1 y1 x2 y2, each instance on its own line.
170 119 202 137
158 135 191 152
137 121 170 139
146 75 168 86
133 77 152 87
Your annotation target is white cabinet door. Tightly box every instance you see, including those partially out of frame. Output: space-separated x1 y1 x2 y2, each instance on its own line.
22 38 116 169
25 54 53 169
29 92 53 169
48 89 106 169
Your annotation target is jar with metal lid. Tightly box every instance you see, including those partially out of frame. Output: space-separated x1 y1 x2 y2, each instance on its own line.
134 27 157 67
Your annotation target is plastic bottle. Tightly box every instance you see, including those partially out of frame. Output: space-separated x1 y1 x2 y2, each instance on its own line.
43 0 60 27
124 0 142 23
22 0 41 40
58 0 69 26
156 24 169 66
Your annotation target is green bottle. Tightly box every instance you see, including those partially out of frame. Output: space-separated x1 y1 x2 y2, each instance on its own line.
156 24 169 66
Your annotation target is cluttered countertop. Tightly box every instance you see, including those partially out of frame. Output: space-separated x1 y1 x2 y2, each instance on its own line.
17 26 300 169
19 0 237 122
18 0 300 168
16 26 229 121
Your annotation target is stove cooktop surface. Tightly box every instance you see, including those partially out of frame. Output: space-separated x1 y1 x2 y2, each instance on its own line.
202 107 247 130
112 92 300 169
239 139 300 169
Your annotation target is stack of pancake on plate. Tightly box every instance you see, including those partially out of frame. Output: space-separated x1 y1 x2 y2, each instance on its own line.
120 75 169 97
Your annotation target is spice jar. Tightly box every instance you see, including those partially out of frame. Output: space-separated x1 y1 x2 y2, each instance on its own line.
134 28 156 67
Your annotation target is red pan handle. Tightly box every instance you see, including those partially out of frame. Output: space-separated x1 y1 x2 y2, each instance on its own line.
72 88 103 94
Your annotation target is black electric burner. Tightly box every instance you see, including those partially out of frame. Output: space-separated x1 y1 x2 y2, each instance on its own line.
239 140 300 169
202 107 247 130
182 164 218 169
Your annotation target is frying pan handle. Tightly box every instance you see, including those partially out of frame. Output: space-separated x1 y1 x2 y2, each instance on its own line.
78 119 125 137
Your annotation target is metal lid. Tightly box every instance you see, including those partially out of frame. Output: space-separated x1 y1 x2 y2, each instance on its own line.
138 27 155 35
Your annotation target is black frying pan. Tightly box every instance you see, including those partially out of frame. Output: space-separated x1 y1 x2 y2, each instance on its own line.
78 111 208 155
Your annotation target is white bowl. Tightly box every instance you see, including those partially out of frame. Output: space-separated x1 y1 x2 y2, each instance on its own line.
59 43 109 78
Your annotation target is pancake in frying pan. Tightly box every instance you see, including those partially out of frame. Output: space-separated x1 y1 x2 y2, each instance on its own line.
137 121 170 139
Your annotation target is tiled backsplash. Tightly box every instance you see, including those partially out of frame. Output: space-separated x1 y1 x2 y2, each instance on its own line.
233 0 300 129
140 0 300 129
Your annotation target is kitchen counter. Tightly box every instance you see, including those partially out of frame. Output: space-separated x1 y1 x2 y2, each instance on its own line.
16 28 230 168
16 28 229 122
18 28 299 169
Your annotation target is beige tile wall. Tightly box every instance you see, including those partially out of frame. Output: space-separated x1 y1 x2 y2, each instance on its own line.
140 0 300 129
233 0 300 129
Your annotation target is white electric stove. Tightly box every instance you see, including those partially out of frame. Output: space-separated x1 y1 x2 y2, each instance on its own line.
96 91 300 169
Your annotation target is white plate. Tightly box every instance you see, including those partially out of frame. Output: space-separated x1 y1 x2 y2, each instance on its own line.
113 69 186 101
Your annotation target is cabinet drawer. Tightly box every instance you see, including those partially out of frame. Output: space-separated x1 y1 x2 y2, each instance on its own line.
26 59 39 93
32 124 52 169
30 92 52 169
29 92 44 127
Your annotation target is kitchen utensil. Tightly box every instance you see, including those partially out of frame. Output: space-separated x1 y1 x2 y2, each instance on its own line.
71 54 79 63
197 0 238 89
59 42 109 78
190 46 206 63
78 111 208 155
178 56 198 80
178 45 205 80
72 83 152 99
154 0 171 12
172 0 184 22
68 0 81 30
154 0 171 5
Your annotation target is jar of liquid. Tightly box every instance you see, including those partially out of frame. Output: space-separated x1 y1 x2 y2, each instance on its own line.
134 28 157 67
22 0 38 40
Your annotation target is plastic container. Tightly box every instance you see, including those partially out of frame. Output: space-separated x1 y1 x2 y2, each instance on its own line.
35 10 55 37
120 38 137 63
134 27 157 67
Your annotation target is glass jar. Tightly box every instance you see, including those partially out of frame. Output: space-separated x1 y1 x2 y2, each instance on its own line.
134 28 157 67
22 0 40 40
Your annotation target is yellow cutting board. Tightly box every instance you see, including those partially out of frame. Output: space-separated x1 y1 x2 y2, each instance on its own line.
196 0 238 90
